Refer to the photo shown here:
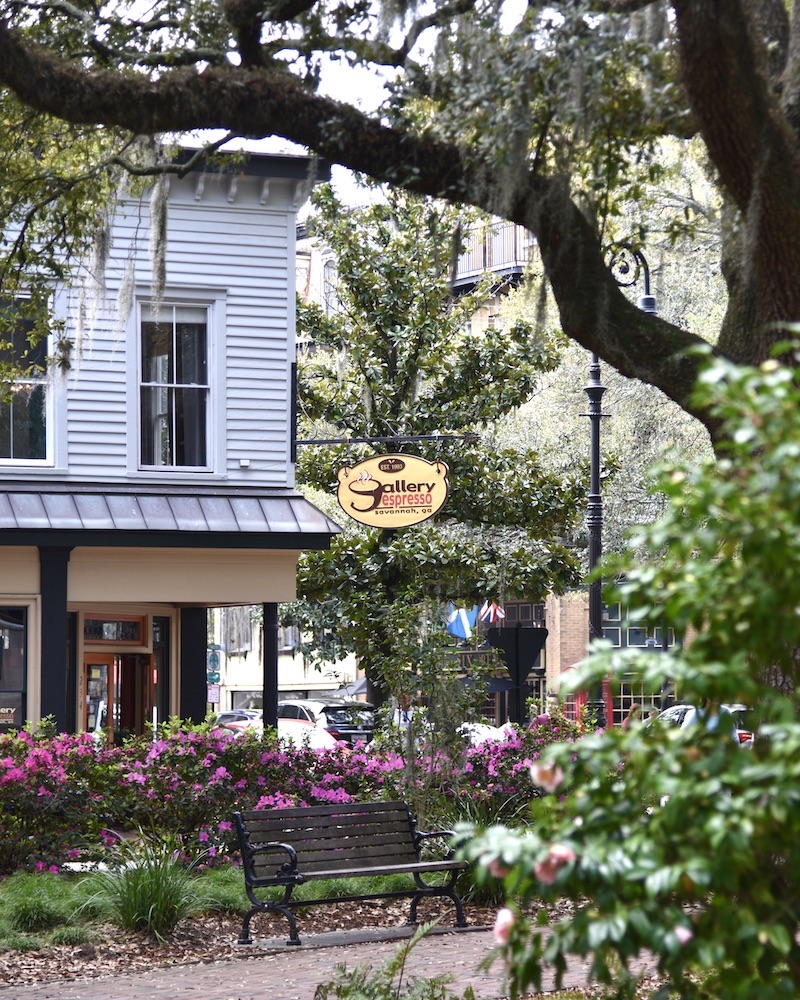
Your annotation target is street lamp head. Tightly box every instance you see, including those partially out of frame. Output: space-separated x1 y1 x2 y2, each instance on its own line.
638 293 657 314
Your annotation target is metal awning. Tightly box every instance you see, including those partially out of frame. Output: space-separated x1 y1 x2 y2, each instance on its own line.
0 482 341 550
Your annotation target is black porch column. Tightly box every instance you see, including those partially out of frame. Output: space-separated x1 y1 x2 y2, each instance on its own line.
38 546 72 732
179 607 208 723
262 603 279 728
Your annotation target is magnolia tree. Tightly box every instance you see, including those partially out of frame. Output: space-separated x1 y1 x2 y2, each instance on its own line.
459 349 800 998
289 186 584 696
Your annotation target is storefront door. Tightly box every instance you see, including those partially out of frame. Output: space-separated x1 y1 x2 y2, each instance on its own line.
84 652 154 742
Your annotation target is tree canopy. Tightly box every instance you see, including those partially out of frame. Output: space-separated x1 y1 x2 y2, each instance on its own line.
289 185 583 686
0 2 795 435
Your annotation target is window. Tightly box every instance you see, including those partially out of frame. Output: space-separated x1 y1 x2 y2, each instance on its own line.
140 305 208 468
0 306 47 462
0 607 27 730
84 616 145 644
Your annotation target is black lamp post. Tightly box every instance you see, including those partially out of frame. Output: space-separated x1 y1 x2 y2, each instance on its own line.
585 247 656 728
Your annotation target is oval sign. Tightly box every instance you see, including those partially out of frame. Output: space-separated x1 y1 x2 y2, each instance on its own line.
336 454 450 529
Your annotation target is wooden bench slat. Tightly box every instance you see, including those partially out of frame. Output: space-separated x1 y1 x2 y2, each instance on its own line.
239 800 409 816
246 821 413 845
243 812 412 837
250 859 468 886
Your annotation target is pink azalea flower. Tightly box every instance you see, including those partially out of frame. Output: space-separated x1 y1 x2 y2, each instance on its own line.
534 843 576 885
529 760 565 793
493 907 516 945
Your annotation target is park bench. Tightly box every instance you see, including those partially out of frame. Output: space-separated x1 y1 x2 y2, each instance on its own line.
233 800 469 945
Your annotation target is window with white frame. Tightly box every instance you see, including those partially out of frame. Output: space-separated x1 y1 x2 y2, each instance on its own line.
0 304 48 462
140 304 209 468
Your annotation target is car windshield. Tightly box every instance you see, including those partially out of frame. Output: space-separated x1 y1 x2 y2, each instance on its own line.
323 707 374 726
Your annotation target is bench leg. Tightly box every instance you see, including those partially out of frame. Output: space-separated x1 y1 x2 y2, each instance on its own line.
239 907 257 945
238 903 303 946
408 884 469 929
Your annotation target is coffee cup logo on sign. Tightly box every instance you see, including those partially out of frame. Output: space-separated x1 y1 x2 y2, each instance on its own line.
336 454 450 528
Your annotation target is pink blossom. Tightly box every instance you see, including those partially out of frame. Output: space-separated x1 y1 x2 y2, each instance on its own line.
486 857 510 879
493 907 516 945
198 830 209 843
217 820 232 832
674 925 694 946
529 760 565 793
534 843 576 885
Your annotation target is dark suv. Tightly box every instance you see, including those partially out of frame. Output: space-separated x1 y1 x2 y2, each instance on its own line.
276 698 376 745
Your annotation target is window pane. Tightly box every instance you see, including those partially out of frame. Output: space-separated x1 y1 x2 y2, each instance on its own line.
140 305 208 468
0 607 26 692
141 321 174 384
174 387 206 466
176 322 207 385
140 386 172 466
0 384 46 459
0 302 48 462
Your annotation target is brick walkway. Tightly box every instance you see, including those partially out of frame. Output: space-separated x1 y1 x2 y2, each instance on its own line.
0 924 656 999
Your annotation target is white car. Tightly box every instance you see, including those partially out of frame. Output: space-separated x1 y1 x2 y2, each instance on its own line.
276 717 344 751
276 698 376 745
651 703 754 747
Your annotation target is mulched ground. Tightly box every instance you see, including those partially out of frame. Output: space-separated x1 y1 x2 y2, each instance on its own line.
0 899 670 997
0 899 497 988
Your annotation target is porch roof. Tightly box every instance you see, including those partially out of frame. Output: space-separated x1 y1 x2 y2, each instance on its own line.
0 482 341 550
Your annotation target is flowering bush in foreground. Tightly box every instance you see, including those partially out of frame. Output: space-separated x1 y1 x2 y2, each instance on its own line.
460 353 800 1000
0 715 577 873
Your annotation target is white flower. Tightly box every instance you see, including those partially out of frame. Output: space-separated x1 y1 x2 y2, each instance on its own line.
493 907 516 945
529 760 565 793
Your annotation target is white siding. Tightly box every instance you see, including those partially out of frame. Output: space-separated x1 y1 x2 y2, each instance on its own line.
8 164 306 488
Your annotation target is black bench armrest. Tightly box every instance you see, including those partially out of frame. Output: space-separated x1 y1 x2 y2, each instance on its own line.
246 841 302 881
414 828 457 858
416 828 455 841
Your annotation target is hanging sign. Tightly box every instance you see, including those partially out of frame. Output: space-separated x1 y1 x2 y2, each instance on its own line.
336 454 450 528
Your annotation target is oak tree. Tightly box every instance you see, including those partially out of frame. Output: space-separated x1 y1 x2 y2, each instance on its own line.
0 2 794 436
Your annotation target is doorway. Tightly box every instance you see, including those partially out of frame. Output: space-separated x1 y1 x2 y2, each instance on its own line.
84 652 154 742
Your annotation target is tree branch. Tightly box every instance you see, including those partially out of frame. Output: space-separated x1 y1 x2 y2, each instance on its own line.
0 16 716 428
672 0 793 212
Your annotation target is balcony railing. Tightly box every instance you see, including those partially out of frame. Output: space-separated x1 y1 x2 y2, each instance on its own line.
453 222 535 289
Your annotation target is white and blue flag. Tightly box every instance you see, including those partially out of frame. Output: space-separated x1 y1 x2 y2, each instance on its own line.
446 603 479 640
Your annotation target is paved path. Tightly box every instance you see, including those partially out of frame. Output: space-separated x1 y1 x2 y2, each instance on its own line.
0 924 654 999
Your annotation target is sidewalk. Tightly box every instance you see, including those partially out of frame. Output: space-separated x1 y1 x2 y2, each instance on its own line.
0 923 654 999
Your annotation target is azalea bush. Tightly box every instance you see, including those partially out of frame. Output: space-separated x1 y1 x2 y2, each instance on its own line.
461 350 800 999
0 713 576 874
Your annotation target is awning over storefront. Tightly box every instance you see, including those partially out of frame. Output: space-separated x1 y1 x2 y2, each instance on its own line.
0 482 341 550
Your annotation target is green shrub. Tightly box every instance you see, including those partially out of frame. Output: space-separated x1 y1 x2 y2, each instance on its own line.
49 925 92 946
462 350 800 998
80 834 201 941
3 872 72 931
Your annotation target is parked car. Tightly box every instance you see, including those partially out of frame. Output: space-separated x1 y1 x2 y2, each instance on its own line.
212 709 264 737
214 709 262 729
276 698 376 745
650 703 754 747
276 717 345 751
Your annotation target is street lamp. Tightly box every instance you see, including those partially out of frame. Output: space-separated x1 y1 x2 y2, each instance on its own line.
585 247 656 728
